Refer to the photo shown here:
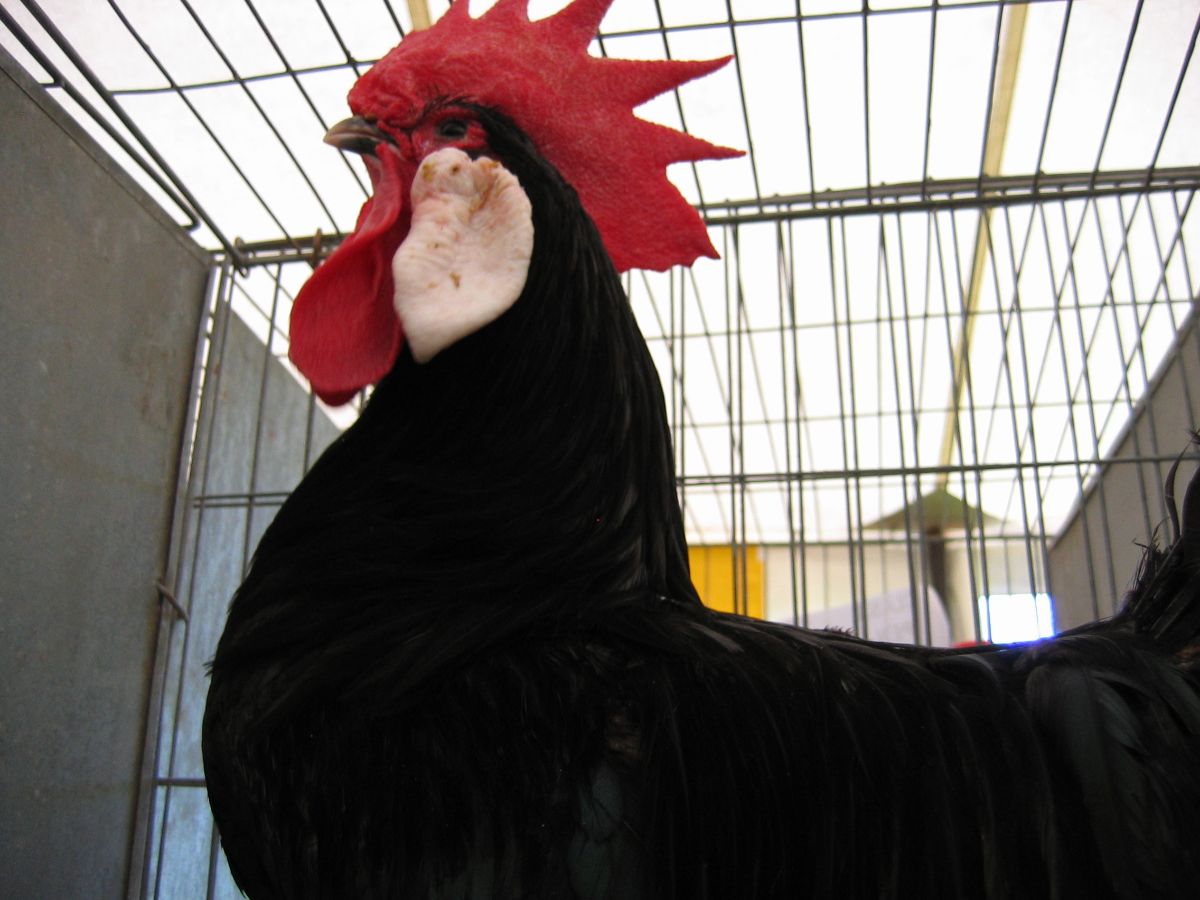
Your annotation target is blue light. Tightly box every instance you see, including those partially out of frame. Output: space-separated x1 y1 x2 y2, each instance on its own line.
977 593 1056 643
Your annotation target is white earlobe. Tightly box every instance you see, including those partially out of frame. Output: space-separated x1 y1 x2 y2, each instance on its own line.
392 148 534 363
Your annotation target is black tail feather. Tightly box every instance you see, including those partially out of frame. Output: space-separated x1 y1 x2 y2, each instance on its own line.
1122 436 1200 655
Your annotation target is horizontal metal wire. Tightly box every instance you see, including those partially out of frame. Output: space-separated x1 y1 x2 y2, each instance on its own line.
222 166 1200 268
186 452 1195 512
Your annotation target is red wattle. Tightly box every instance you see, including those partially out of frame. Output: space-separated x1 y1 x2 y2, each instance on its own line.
289 145 412 405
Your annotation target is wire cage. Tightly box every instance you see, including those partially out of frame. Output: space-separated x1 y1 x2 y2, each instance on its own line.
3 0 1199 897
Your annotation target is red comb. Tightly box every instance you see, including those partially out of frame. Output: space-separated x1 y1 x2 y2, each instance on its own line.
350 0 742 272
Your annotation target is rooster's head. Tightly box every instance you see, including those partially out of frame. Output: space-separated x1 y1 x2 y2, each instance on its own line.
289 0 741 405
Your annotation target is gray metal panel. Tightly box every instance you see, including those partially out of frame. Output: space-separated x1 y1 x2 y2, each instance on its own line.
1049 311 1200 630
0 46 208 899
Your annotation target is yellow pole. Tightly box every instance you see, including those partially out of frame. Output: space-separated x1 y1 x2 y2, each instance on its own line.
932 4 1028 642
935 3 1029 488
406 0 433 32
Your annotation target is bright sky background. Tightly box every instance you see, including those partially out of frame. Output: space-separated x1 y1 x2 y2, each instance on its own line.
4 0 1199 544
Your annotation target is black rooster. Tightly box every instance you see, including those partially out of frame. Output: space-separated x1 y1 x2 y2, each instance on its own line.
203 2 1200 898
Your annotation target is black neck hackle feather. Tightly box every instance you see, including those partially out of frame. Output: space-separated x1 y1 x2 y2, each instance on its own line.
208 105 700 705
203 109 1200 900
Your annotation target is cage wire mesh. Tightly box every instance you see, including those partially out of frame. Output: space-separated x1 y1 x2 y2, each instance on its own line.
3 0 1200 896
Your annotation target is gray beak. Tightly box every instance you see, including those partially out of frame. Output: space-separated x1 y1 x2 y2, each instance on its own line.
324 117 388 155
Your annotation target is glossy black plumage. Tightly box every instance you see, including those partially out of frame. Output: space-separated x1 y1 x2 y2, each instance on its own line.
203 108 1200 899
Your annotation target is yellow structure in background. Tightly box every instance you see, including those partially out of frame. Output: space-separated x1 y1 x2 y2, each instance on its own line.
688 545 765 619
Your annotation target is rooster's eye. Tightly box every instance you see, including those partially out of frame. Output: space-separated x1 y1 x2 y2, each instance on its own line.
437 119 470 140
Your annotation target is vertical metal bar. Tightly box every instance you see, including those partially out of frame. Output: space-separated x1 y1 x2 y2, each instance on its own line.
979 200 1056 580
1088 0 1146 180
879 216 925 643
1144 191 1198 412
669 267 680 526
793 0 820 199
973 2 1008 194
204 819 222 900
716 238 785 550
979 208 1042 601
860 0 873 206
1088 197 1159 530
127 262 225 900
793 227 812 626
376 0 406 39
787 223 814 625
669 267 735 539
722 0 764 209
945 208 992 638
918 211 943 642
788 1 825 626
201 268 278 897
891 213 938 644
934 1 1027 488
152 261 237 899
930 211 981 642
737 300 788 529
839 216 869 636
919 0 938 193
736 232 750 613
995 204 1054 601
997 196 1093 577
727 227 741 613
679 265 736 536
631 273 686 474
778 221 801 625
669 268 678 510
238 264 284 575
1163 191 1198 412
825 217 860 633
302 392 319 473
633 265 723 539
1031 0 1074 189
680 268 689 531
1056 197 1126 596
645 0 710 210
723 227 737 607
